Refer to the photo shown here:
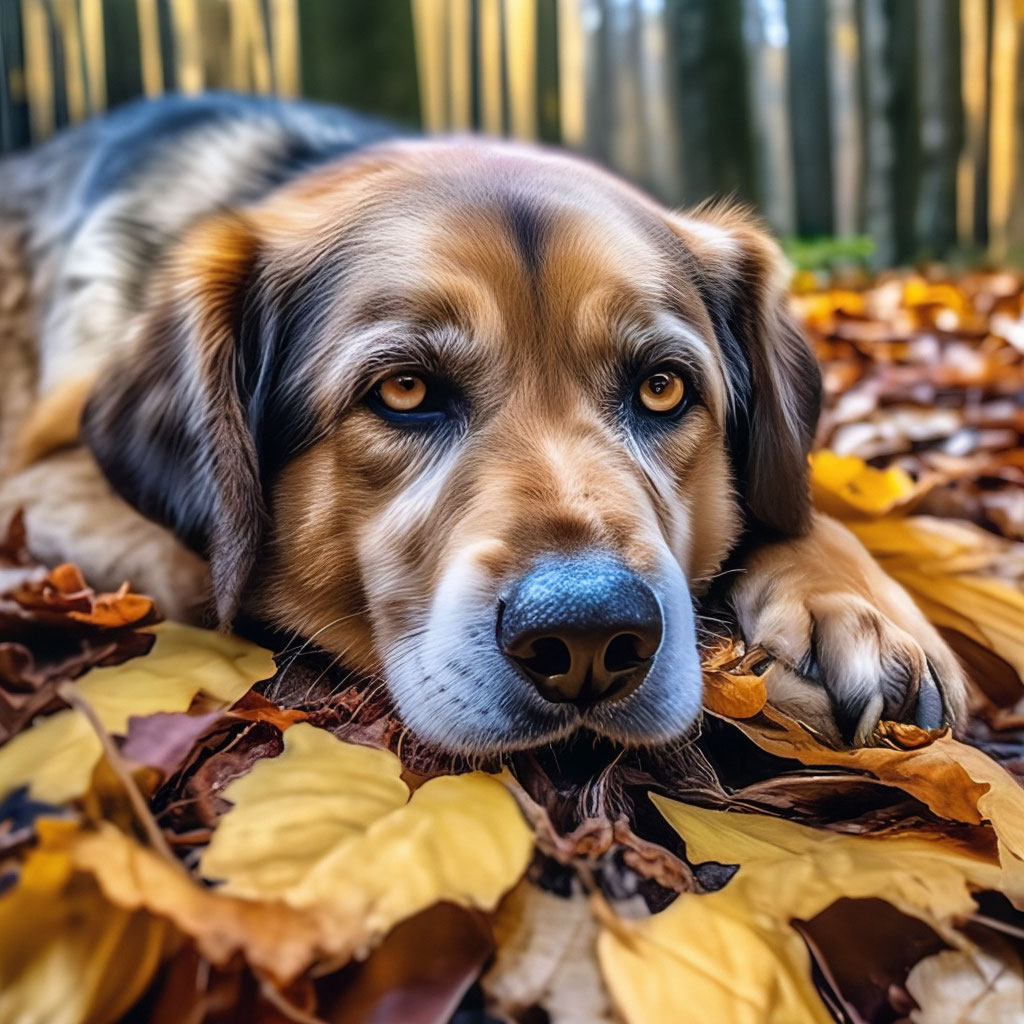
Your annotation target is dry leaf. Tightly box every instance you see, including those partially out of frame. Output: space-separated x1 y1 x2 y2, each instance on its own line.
731 706 1024 892
315 902 494 1024
0 820 173 1024
905 945 1024 1024
484 882 616 1024
846 517 1024 682
0 622 275 803
598 797 1013 1024
791 897 947 1023
810 451 935 518
700 639 769 719
3 559 159 631
200 723 532 959
64 820 333 982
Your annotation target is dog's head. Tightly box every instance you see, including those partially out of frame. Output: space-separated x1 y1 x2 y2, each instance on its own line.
83 139 820 753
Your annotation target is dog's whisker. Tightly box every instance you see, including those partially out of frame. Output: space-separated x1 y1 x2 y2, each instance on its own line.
270 615 365 699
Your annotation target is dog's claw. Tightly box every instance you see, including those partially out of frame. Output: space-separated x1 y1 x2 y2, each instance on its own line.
851 692 885 747
914 664 945 731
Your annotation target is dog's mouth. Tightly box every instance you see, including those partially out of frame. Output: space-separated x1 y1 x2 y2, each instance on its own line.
258 638 702 777
252 548 703 757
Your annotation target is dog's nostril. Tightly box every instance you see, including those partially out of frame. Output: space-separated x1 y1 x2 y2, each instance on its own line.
603 632 644 675
499 552 663 707
519 636 572 678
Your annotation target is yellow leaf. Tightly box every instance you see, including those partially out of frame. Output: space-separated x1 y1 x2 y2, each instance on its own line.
68 821 329 982
809 455 1024 684
845 517 1024 681
200 723 532 955
0 710 103 806
599 799 1006 1024
810 451 931 519
0 622 275 804
77 621 276 730
199 722 409 894
0 822 171 1024
732 708 1024 896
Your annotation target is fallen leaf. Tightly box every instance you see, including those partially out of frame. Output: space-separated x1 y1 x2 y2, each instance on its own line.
121 711 228 777
3 560 159 631
0 622 275 803
0 820 173 1024
810 451 935 518
598 797 1013 1024
730 707 1024 892
485 882 617 1024
847 518 1024 683
700 639 769 719
315 902 494 1024
200 723 532 959
65 820 331 982
121 693 306 779
905 944 1024 1024
791 898 947 1024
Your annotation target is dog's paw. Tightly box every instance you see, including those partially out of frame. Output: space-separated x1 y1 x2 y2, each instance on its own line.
736 590 958 744
726 516 967 746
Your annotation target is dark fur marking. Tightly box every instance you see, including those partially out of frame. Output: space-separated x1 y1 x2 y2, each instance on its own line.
77 92 397 210
698 257 821 540
237 253 350 496
503 194 547 275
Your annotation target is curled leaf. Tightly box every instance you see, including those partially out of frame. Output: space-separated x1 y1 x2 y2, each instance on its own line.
733 707 1024 892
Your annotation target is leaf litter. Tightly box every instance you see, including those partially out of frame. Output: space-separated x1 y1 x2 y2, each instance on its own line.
1 270 1024 1022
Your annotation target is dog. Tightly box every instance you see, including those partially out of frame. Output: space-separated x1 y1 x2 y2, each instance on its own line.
0 93 966 753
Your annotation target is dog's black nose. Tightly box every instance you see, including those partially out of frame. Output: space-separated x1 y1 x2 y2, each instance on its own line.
499 553 663 706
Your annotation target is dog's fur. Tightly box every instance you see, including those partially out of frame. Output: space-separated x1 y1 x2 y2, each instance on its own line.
0 94 966 752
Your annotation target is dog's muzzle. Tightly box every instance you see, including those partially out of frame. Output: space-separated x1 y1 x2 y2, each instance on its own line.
498 552 663 708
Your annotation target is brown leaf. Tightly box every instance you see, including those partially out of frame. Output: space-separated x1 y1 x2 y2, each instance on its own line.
791 897 947 1024
123 711 230 777
230 690 309 730
314 903 493 1024
729 707 1024 896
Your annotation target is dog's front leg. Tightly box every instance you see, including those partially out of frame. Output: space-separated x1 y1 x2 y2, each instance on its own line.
0 446 211 622
725 512 968 745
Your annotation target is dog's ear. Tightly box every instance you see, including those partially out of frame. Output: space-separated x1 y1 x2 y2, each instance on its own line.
82 214 264 625
669 207 822 538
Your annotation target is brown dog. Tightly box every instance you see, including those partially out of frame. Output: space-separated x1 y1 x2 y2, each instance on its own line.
0 94 965 753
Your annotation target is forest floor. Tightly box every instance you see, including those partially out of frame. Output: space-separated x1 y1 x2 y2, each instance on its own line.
1 269 1023 1024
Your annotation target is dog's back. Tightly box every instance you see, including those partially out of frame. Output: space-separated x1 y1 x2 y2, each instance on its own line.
0 93 396 475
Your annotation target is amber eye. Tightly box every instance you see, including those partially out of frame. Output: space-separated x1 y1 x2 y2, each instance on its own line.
638 370 686 414
377 374 427 412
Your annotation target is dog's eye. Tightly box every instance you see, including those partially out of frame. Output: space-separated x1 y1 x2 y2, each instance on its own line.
377 374 427 412
638 370 686 414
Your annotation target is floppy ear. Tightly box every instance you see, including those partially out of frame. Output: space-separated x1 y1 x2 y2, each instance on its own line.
81 214 265 625
670 207 822 538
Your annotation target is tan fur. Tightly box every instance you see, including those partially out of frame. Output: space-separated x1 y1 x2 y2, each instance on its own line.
730 513 969 744
10 375 96 471
237 152 740 688
0 130 967 749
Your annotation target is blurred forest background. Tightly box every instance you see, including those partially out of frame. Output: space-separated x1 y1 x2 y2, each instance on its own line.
0 0 1023 268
